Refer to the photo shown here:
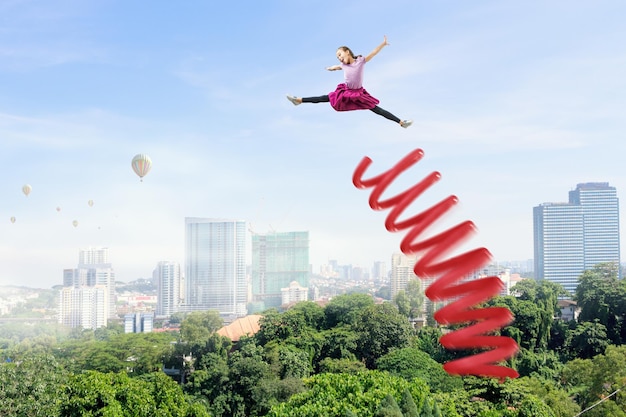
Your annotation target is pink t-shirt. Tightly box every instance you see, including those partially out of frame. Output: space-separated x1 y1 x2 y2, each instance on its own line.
341 56 366 89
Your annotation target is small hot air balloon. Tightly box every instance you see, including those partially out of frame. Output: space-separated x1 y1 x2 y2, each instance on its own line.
72 220 79 228
22 184 32 196
10 216 16 223
56 207 61 212
88 200 94 207
131 154 152 182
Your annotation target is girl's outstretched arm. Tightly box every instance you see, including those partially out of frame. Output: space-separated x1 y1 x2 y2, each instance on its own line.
326 65 341 71
365 35 389 62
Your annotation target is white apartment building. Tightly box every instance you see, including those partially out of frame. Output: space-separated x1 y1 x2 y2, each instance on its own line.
281 281 309 305
58 285 109 329
154 261 181 317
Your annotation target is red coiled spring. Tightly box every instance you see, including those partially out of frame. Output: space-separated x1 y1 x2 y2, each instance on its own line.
353 148 519 380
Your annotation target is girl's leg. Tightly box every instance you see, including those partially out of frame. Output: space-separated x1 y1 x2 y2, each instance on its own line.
370 106 413 128
302 95 330 103
370 106 401 123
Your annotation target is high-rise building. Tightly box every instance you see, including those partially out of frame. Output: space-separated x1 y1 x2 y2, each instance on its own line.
372 261 388 282
78 247 109 265
60 247 116 326
154 261 181 317
184 218 247 316
570 182 621 273
390 252 432 316
534 182 620 294
251 231 309 310
390 252 417 298
58 285 109 329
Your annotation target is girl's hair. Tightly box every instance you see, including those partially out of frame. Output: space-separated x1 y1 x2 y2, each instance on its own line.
337 46 361 59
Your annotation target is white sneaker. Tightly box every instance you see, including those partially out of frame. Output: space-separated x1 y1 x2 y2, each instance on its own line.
401 119 413 128
286 95 300 106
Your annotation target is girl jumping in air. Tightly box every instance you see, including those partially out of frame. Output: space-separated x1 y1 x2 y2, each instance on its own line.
287 36 412 128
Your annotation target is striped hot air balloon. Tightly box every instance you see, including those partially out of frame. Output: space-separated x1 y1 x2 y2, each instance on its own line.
131 154 152 182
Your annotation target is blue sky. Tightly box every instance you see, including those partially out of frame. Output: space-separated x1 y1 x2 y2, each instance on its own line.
1 1 625 288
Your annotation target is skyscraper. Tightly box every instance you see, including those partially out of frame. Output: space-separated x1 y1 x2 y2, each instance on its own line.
372 261 388 282
251 231 309 310
58 285 109 329
570 182 621 273
390 252 417 298
534 182 620 294
61 247 116 321
390 252 432 317
184 218 247 316
154 261 181 317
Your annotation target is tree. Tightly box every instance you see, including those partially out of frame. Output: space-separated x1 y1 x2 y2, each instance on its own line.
226 338 275 416
487 296 542 352
256 308 311 346
576 263 626 345
180 310 224 346
547 318 573 359
317 327 359 365
263 342 312 379
561 345 626 416
251 376 306 416
324 293 375 328
514 348 563 380
288 301 325 330
420 398 433 417
395 290 411 317
376 285 391 300
185 352 230 405
375 394 403 417
60 370 211 416
355 303 413 368
376 347 463 393
565 320 609 360
395 281 426 320
65 332 176 375
399 389 419 417
516 377 580 417
414 327 454 364
94 322 124 341
405 279 424 319
187 332 232 378
318 357 366 374
267 370 429 417
516 395 557 417
170 311 187 324
510 279 568 351
0 353 67 417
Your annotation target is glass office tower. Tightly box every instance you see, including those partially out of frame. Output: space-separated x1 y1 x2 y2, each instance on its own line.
185 218 247 316
534 182 620 294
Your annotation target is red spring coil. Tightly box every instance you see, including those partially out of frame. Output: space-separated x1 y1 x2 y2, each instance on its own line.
353 148 519 380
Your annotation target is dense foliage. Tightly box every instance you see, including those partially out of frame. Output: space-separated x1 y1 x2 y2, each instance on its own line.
1 263 625 416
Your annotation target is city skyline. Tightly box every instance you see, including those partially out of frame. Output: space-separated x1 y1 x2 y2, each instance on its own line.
1 1 625 289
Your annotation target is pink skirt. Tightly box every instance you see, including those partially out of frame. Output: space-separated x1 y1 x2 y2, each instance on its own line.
328 83 380 111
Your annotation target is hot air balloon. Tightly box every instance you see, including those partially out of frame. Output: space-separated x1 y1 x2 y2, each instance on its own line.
56 207 61 212
72 220 79 228
131 154 152 181
22 184 32 196
88 200 94 207
10 216 16 223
